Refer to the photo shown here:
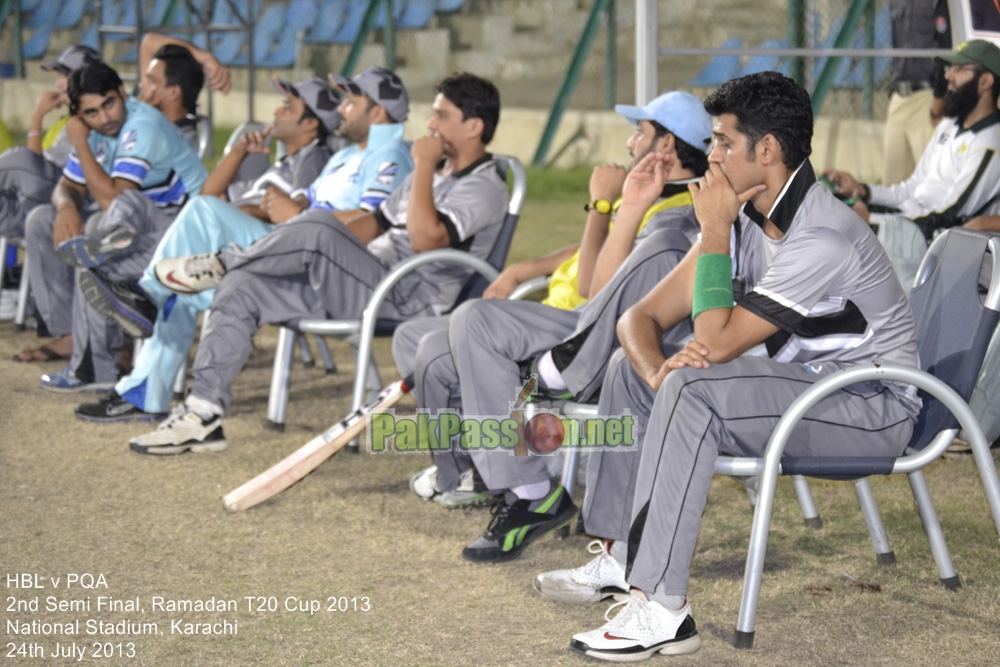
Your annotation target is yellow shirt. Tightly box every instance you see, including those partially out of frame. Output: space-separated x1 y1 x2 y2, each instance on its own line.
0 117 13 153
542 190 694 310
42 115 70 151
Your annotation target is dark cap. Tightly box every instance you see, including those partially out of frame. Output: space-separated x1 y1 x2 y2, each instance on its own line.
935 39 1000 78
272 76 342 133
328 67 409 122
41 45 102 76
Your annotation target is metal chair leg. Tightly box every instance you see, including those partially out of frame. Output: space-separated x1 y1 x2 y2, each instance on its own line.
792 475 823 529
15 245 30 329
907 470 960 590
266 327 296 432
854 478 895 566
316 336 336 373
297 334 315 366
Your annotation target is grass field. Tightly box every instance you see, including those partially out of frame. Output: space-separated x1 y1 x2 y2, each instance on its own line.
3 149 1000 665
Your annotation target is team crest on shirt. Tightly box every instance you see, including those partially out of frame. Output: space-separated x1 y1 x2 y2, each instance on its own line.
121 130 138 152
958 142 968 155
375 161 398 187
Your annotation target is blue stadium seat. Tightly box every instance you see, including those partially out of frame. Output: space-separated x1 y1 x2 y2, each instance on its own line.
22 25 53 59
52 0 91 29
25 0 61 28
737 39 788 78
251 4 289 67
373 0 406 30
687 37 743 87
435 0 465 12
399 0 437 29
258 0 318 68
305 0 348 43
329 1 368 43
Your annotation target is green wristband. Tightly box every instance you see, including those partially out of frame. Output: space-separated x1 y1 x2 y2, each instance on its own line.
691 253 734 319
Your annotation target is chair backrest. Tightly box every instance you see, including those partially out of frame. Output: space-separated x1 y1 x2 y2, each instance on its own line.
906 228 1000 451
449 154 526 307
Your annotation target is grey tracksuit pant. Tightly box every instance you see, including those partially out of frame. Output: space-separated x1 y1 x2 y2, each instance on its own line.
585 347 915 597
0 147 62 240
446 227 694 491
187 211 435 413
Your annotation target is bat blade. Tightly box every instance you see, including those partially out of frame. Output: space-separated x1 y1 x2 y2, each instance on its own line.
222 377 412 512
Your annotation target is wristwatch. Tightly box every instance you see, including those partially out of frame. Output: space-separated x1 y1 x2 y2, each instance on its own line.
584 199 613 214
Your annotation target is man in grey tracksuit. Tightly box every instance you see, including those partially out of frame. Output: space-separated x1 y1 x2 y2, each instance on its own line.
536 72 921 663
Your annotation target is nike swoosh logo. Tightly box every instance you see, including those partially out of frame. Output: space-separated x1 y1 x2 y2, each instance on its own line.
165 271 189 287
106 403 134 416
604 633 634 641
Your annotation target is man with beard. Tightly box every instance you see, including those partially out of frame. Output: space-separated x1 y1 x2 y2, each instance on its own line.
824 39 1000 289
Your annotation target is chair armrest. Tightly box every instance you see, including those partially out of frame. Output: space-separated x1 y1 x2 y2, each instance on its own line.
508 276 552 301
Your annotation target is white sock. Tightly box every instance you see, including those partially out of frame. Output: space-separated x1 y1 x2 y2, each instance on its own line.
610 540 628 567
647 590 687 611
185 395 223 421
535 350 567 391
511 480 551 501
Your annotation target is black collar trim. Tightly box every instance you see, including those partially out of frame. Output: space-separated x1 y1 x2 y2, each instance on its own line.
957 112 1000 137
742 160 816 234
440 153 494 180
660 182 690 199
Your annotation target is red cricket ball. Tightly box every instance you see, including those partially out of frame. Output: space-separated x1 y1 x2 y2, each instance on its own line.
525 413 566 455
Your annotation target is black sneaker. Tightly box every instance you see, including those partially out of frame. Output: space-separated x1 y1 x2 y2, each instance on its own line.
79 270 157 339
75 391 167 424
462 483 578 563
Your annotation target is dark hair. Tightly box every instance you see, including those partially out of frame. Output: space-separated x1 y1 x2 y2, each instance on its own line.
649 120 708 176
434 72 501 145
703 71 813 169
68 62 123 116
153 44 206 115
299 104 330 145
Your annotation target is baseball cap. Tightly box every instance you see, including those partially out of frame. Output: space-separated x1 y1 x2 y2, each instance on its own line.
328 67 409 123
272 77 342 133
615 91 713 153
41 45 102 76
935 39 1000 78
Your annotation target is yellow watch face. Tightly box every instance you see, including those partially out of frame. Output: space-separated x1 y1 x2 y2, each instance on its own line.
595 199 612 214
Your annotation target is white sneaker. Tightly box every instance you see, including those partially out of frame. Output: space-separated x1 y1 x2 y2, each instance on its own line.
409 465 439 500
570 591 701 661
155 252 226 294
534 540 629 604
129 404 227 455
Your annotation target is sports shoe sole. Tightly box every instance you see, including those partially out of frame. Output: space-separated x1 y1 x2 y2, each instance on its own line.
75 409 167 424
79 271 155 339
438 491 496 509
57 228 135 268
129 438 228 455
462 507 580 564
570 634 702 662
532 577 629 604
40 379 116 394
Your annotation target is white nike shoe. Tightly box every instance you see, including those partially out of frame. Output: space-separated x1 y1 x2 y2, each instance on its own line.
534 540 629 604
129 403 227 455
409 465 440 501
570 591 701 662
155 252 226 294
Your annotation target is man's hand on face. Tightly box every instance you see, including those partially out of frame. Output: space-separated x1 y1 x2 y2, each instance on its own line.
237 126 272 155
621 152 675 211
411 135 445 167
65 116 92 151
589 164 628 202
34 91 68 118
688 163 766 234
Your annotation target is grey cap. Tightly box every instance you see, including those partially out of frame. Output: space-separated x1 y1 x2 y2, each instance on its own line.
272 77 343 133
328 67 409 123
41 45 102 75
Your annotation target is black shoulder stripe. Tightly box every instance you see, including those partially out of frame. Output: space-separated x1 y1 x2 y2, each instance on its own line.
374 206 392 232
741 292 869 338
912 149 995 237
437 211 473 250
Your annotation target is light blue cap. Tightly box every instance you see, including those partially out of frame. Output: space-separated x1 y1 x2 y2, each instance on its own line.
615 91 712 153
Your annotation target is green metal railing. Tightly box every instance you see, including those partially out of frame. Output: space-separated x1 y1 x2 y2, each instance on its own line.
532 0 617 168
343 0 395 77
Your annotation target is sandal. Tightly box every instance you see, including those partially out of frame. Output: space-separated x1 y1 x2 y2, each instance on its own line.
12 345 69 363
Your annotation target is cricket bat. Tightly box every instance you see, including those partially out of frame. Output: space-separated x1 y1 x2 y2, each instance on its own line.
223 376 414 512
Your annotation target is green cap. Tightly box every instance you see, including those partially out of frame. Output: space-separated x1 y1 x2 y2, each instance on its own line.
935 39 1000 78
